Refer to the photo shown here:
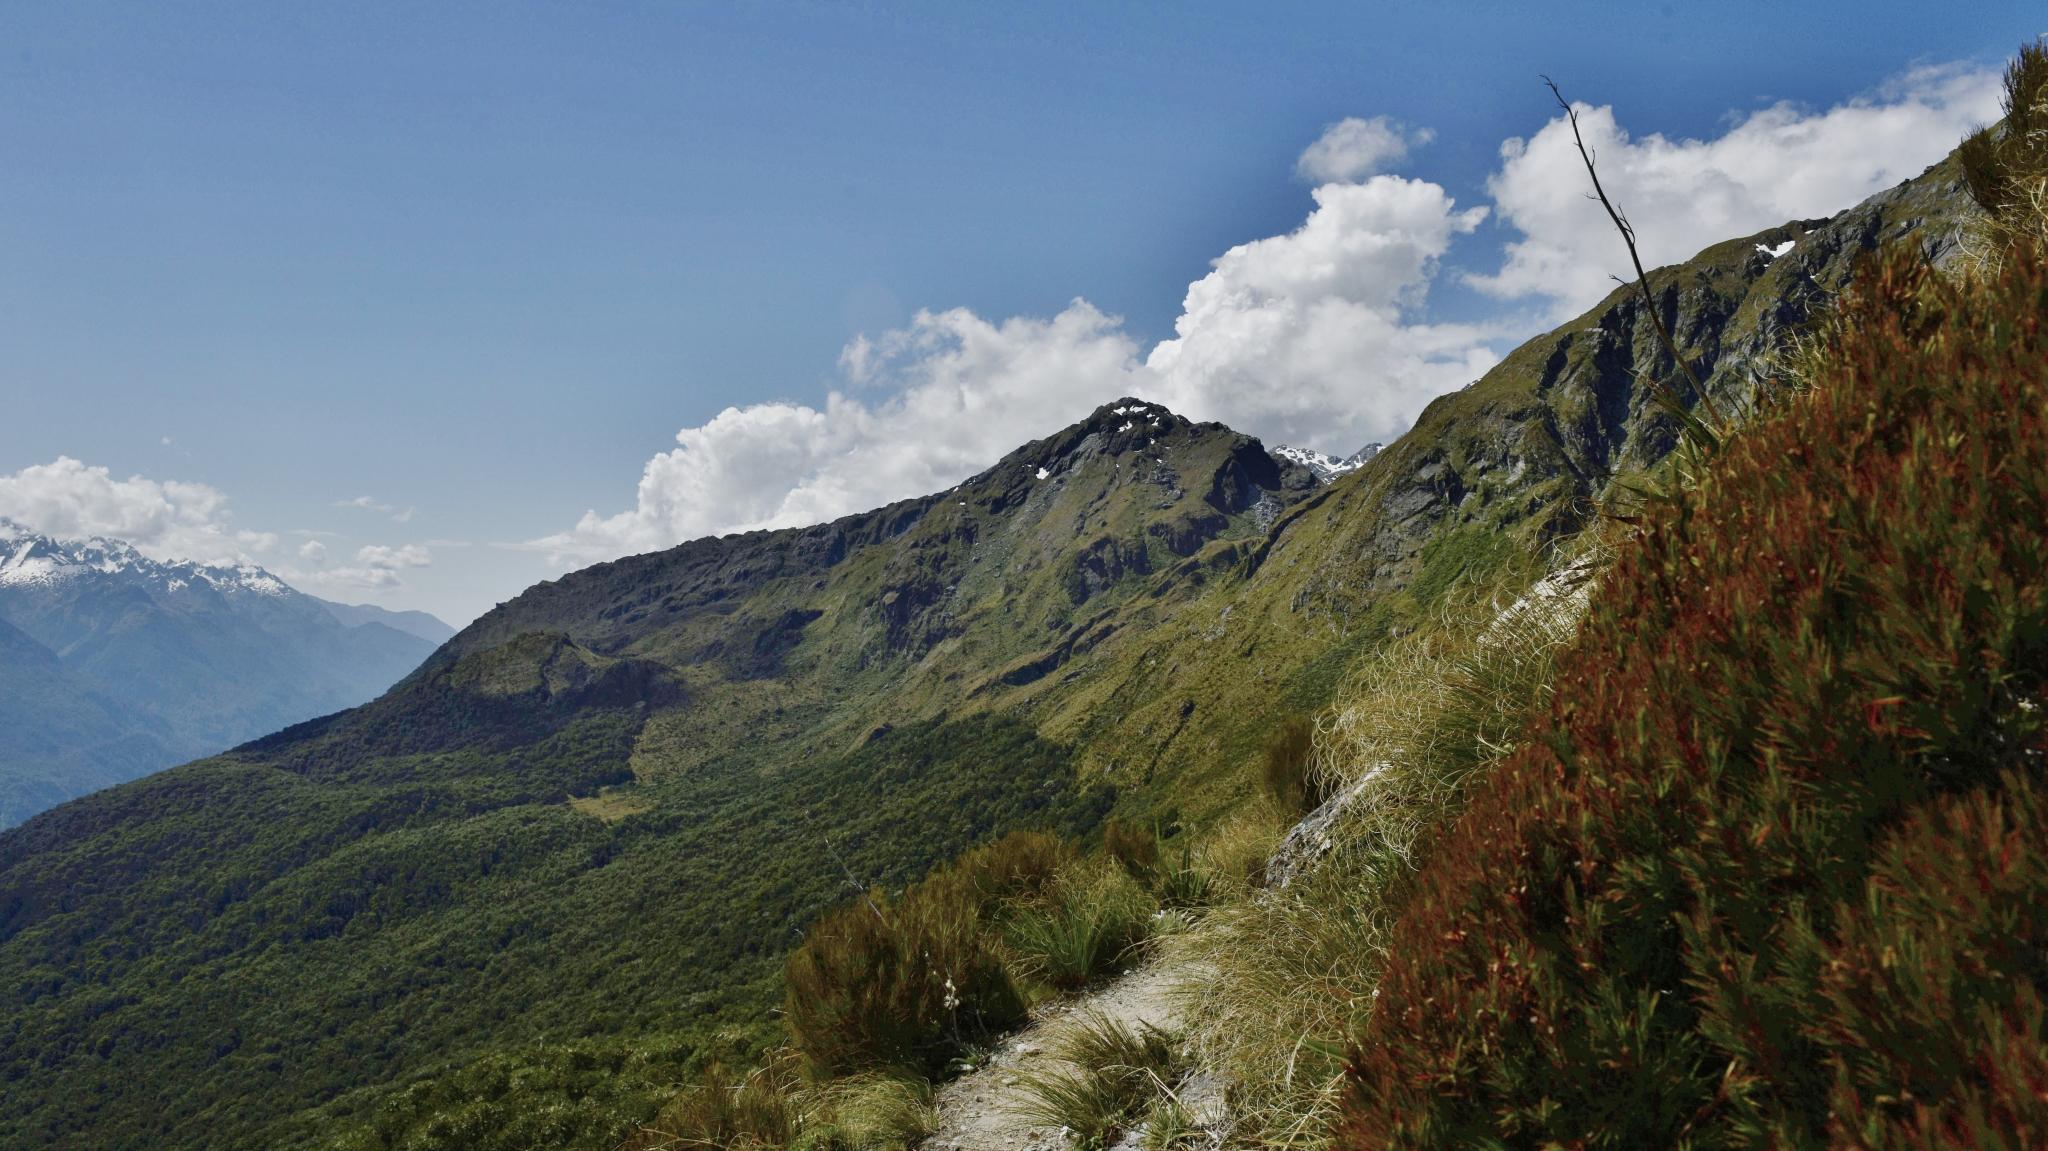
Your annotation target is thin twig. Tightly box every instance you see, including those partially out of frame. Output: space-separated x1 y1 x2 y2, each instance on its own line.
805 809 889 924
1542 76 1707 399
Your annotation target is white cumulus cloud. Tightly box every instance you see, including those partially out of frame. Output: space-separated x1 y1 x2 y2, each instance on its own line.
534 172 1491 565
355 544 432 570
0 456 277 565
282 542 433 594
535 60 2002 569
1473 64 2001 318
1296 116 1432 184
531 303 1143 562
1144 175 1493 451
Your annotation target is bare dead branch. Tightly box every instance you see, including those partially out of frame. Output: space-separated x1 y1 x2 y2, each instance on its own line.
1542 76 1708 400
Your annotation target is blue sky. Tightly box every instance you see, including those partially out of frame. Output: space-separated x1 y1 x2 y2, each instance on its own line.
0 3 2033 624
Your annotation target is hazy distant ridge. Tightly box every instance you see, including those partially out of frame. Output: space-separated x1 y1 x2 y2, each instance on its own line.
0 521 449 825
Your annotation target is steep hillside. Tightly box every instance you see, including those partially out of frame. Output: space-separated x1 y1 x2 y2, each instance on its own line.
0 156 1974 1148
0 619 178 829
1339 239 2047 1151
315 600 459 644
0 524 444 822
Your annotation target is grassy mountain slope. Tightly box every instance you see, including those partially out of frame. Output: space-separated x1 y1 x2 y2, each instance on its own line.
0 158 1974 1148
1338 239 2047 1150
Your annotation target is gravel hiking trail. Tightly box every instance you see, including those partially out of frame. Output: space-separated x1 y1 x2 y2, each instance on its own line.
923 954 1229 1151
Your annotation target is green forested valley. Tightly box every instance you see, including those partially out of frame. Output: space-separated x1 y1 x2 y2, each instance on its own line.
0 143 1989 1149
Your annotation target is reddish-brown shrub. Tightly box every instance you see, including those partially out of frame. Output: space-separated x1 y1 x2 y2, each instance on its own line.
1335 246 2048 1147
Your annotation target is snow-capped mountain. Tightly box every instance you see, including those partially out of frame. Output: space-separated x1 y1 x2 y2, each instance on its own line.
0 520 449 827
0 521 295 599
1271 442 1383 483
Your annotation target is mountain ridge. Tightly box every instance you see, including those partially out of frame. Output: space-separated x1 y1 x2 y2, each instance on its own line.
0 153 1981 1148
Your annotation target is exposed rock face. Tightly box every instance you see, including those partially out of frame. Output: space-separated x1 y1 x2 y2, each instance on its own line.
1263 773 1377 890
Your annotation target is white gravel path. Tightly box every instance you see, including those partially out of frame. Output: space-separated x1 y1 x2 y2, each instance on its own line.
922 958 1229 1151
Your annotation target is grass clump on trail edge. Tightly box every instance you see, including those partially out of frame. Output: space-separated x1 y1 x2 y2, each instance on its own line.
1181 542 1592 1147
784 832 1069 1078
1016 1010 1187 1151
1336 244 2048 1147
784 827 1178 1081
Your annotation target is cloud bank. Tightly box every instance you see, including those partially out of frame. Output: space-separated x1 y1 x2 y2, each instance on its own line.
1295 116 1432 184
285 543 436 593
0 457 276 565
536 62 2001 567
0 456 432 595
1475 64 2001 317
532 165 1491 563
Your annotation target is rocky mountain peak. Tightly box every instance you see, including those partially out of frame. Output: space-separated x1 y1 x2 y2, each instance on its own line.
0 519 292 600
1270 442 1384 482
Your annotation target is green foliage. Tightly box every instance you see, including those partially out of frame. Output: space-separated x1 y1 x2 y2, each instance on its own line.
325 1036 712 1151
1337 246 2048 1147
1960 42 2048 261
1402 527 1516 612
0 709 1102 1150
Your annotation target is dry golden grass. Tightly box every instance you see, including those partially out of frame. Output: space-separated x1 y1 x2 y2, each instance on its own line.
1178 542 1603 1146
567 786 656 822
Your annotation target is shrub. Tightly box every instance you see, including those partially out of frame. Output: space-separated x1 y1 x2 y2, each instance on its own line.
1336 245 2048 1146
784 887 1023 1079
1959 42 2048 266
1812 771 2048 1147
783 831 1076 1078
1102 818 1160 878
1260 714 1319 815
1003 860 1155 990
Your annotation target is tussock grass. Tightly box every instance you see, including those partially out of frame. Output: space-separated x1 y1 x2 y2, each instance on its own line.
1180 543 1601 1146
1959 42 2048 274
784 832 1076 1077
627 1062 802 1151
1015 1010 1186 1150
804 1073 939 1151
1003 858 1155 990
623 1061 937 1151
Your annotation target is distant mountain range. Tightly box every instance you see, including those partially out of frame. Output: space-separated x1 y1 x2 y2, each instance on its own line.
1270 442 1381 482
0 522 449 826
